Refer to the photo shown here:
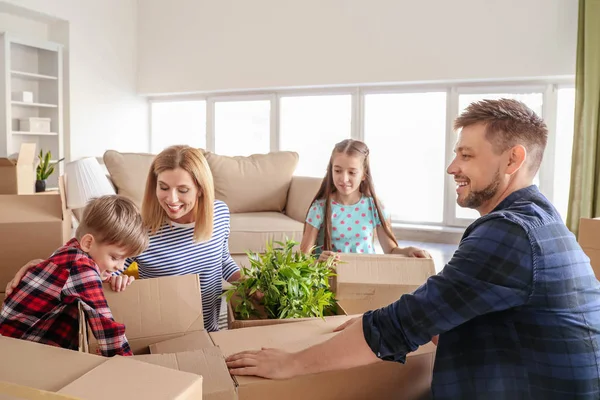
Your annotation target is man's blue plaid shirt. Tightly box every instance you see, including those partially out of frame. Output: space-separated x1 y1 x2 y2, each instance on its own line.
363 186 600 399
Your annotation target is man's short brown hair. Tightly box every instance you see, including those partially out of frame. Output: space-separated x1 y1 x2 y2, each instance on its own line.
454 98 548 173
75 195 148 256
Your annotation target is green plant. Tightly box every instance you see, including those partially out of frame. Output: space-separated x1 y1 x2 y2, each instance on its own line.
36 150 64 181
224 238 338 320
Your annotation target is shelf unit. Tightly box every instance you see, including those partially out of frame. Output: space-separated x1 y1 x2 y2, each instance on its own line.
0 33 64 188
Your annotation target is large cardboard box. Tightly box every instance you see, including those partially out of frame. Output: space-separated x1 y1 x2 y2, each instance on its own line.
578 217 600 279
0 186 71 293
227 254 435 329
0 142 36 195
80 274 205 355
149 316 435 400
0 336 203 399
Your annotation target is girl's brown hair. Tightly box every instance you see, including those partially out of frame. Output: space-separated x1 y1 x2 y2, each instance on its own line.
304 139 397 252
141 145 215 242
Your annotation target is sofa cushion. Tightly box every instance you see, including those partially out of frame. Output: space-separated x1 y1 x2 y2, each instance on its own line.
103 151 156 208
229 212 304 255
205 151 298 213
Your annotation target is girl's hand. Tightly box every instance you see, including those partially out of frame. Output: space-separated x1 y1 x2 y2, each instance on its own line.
5 259 44 295
318 251 340 264
392 246 432 258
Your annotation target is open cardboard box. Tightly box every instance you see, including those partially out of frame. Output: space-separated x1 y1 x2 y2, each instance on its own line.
0 335 203 399
227 253 436 329
144 316 435 400
578 217 600 279
0 142 36 195
0 177 71 293
80 274 205 355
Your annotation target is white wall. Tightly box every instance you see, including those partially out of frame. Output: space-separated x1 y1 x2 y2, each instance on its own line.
1 0 148 160
137 0 578 95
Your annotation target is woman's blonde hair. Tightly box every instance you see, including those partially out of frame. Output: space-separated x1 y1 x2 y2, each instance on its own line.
76 195 149 256
142 145 215 242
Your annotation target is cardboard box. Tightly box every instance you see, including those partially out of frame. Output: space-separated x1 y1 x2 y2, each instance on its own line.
150 316 435 400
0 336 203 400
0 142 36 194
80 274 205 355
227 254 435 329
578 217 600 279
0 184 71 293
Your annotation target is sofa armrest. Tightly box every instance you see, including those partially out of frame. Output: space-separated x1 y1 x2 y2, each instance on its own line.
285 176 323 223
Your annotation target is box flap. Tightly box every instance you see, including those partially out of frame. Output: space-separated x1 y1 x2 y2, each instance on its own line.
87 275 204 353
0 158 16 167
0 382 81 400
0 194 64 224
134 348 236 400
150 330 215 354
57 357 203 400
0 336 105 392
578 218 600 249
16 143 36 166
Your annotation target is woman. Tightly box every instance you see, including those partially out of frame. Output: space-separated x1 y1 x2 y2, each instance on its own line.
7 145 240 332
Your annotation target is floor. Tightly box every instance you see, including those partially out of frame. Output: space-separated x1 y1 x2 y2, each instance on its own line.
218 241 458 330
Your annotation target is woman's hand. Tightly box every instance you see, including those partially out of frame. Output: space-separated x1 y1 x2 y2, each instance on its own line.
318 251 340 264
5 259 44 295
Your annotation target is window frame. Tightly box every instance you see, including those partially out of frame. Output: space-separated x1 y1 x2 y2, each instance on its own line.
148 77 575 229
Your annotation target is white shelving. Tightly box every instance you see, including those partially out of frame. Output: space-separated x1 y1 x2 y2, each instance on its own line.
12 101 58 108
12 131 58 136
0 33 64 188
11 70 57 81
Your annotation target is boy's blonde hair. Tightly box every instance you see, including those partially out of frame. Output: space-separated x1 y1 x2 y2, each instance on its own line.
142 145 215 243
75 195 149 256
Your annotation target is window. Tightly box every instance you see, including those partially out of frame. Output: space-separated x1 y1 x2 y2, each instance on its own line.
364 92 447 223
455 92 544 221
214 100 271 156
553 88 576 222
279 95 351 177
150 101 206 153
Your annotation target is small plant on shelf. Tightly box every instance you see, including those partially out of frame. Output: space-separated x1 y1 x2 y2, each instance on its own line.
224 238 338 320
35 150 64 192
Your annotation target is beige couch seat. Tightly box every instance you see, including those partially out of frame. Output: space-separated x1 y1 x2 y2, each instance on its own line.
102 149 321 268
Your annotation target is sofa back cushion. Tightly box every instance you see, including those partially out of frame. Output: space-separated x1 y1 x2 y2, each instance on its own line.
103 150 156 208
205 151 298 213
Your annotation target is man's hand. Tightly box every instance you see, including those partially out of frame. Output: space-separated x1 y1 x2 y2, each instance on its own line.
5 259 44 295
107 275 135 292
226 347 300 379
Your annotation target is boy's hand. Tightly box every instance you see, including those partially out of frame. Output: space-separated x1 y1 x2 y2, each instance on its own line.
5 259 44 295
107 275 134 292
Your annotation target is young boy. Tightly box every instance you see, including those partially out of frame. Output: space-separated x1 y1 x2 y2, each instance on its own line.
0 195 148 357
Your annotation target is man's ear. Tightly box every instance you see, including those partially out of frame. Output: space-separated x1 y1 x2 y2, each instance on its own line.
506 145 527 175
79 233 94 252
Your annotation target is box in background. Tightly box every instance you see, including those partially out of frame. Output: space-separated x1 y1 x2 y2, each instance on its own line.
12 90 34 103
0 142 36 194
19 117 51 133
227 254 436 329
578 217 600 279
0 181 71 293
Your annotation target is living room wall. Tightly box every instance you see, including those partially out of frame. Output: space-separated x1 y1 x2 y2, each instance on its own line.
137 0 578 95
0 0 148 160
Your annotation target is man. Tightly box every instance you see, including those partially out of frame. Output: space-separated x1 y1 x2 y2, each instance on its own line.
225 99 600 399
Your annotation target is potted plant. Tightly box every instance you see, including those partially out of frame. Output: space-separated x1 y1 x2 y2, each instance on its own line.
36 150 64 192
224 238 338 322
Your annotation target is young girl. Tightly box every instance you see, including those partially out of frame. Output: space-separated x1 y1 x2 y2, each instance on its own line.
300 139 430 260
